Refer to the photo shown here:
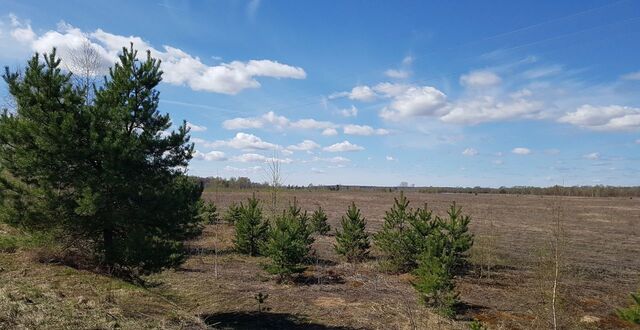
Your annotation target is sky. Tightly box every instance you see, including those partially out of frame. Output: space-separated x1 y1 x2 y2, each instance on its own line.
0 0 639 187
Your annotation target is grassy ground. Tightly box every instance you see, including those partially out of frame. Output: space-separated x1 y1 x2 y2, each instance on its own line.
1 190 639 329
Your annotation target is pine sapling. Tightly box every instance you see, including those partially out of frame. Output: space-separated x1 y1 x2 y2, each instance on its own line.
334 202 370 262
374 192 414 273
233 195 269 256
310 206 331 235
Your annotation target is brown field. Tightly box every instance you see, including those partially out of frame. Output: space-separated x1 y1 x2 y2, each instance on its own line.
1 189 639 329
175 189 640 329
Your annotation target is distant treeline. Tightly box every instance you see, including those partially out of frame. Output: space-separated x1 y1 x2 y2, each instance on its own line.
193 176 640 197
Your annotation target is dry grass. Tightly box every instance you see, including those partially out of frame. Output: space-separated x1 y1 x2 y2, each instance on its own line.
1 190 639 329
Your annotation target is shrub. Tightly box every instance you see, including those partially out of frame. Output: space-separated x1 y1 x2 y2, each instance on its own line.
310 206 331 235
223 202 242 224
411 202 474 318
199 201 220 225
374 192 414 272
334 202 369 262
263 210 313 280
233 195 269 256
617 291 640 324
0 47 202 274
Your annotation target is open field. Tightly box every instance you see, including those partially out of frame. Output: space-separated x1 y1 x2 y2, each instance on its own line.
1 190 639 329
195 189 640 329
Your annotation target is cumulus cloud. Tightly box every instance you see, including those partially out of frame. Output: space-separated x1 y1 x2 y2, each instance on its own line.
384 69 410 79
512 147 531 155
186 122 207 132
348 85 377 101
379 86 448 120
287 140 320 151
460 70 501 88
343 124 389 136
462 148 478 156
6 15 305 95
224 165 262 174
339 105 358 117
231 153 292 164
210 132 279 150
583 152 600 160
558 105 640 131
312 156 350 163
321 128 338 136
440 92 544 125
223 111 336 132
323 141 364 152
193 150 226 161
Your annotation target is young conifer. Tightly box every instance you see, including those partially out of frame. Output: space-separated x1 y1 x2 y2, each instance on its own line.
334 202 370 262
233 195 269 256
264 210 313 280
374 192 414 272
310 206 331 235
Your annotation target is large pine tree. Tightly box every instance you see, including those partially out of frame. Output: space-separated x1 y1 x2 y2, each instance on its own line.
0 46 203 274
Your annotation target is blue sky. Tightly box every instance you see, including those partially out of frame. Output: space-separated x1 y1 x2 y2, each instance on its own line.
1 0 639 187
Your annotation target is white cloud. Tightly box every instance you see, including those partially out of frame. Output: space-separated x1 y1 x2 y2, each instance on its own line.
231 153 293 164
323 140 364 152
311 167 325 174
312 156 350 163
402 55 414 66
384 69 410 79
583 152 600 160
380 86 448 120
462 148 478 156
621 71 640 80
440 94 544 125
186 122 207 132
223 165 262 174
287 140 320 151
339 105 358 117
223 111 337 133
6 15 305 95
193 150 226 161
558 105 640 131
321 128 338 136
343 124 389 136
348 85 377 101
512 147 531 155
385 156 395 161
212 132 279 150
460 70 501 88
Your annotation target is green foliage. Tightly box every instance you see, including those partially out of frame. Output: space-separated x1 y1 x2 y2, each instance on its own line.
264 208 313 280
468 320 488 330
334 202 369 262
233 195 269 256
411 201 474 318
0 46 202 274
198 201 219 225
413 248 457 318
223 202 242 224
310 206 331 235
374 192 413 272
374 192 442 273
617 291 640 324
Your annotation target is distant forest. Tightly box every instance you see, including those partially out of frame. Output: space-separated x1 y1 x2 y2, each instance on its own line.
193 176 640 197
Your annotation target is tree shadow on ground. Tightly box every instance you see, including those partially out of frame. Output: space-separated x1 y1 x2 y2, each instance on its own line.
292 271 345 286
201 311 359 329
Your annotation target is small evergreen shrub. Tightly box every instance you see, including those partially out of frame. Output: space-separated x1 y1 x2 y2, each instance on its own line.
374 192 414 272
199 201 220 225
223 202 242 224
310 206 331 235
334 202 370 262
233 195 269 256
264 210 313 280
617 291 640 324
